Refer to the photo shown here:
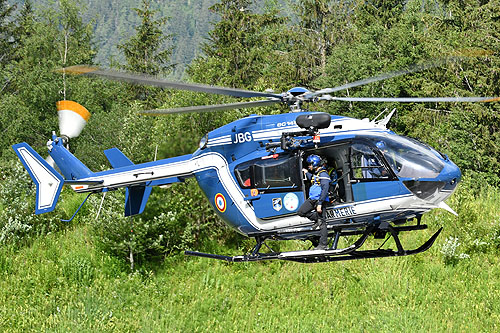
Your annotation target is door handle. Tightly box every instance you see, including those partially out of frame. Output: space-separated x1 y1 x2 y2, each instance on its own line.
244 195 261 202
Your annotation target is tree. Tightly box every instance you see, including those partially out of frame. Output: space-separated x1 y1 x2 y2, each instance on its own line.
0 0 16 94
295 0 358 79
0 0 96 157
188 0 287 89
12 1 35 57
317 0 500 184
0 0 15 68
117 0 174 76
0 0 101 246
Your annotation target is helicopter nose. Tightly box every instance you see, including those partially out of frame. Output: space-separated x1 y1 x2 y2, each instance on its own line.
403 160 461 202
440 160 461 193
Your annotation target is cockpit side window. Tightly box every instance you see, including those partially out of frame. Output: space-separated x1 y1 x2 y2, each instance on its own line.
350 143 391 181
235 165 252 188
235 155 302 190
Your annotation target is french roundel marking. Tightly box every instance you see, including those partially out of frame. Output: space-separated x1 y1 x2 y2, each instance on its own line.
214 193 226 213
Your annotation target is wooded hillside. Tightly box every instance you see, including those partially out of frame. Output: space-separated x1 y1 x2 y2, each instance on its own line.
8 0 297 77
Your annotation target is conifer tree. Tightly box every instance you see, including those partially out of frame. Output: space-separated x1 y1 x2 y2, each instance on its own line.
117 0 174 76
188 0 286 88
12 0 34 52
0 0 95 154
296 0 353 78
0 0 15 69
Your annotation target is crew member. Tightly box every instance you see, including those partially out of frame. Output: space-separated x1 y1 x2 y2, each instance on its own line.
298 154 331 250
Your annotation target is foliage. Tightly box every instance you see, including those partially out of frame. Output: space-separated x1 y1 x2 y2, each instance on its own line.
74 0 219 78
88 179 234 267
1 0 499 266
294 0 358 79
442 172 500 254
0 159 62 245
440 236 470 265
0 0 16 69
117 0 174 76
312 0 500 183
188 0 289 89
0 2 500 328
0 0 95 157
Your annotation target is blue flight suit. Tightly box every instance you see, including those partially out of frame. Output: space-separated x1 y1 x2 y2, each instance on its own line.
298 167 331 249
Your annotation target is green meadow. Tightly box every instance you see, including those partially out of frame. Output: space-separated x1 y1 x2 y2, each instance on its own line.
1 177 499 332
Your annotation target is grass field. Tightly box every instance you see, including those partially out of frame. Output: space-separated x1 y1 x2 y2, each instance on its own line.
1 180 499 332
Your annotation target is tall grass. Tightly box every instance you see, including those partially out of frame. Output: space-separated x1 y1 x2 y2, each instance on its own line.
0 178 499 332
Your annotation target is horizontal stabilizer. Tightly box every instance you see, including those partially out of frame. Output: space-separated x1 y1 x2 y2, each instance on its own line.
104 148 134 168
125 185 152 216
12 143 64 214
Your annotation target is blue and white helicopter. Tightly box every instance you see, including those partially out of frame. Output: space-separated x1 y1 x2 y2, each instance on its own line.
12 61 499 263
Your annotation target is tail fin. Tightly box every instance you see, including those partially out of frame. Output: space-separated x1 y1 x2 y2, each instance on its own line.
103 148 150 217
12 143 64 214
125 185 152 216
104 148 134 168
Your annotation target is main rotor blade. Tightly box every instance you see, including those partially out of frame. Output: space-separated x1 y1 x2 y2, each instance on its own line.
309 57 461 97
140 99 281 115
62 65 282 99
322 96 500 103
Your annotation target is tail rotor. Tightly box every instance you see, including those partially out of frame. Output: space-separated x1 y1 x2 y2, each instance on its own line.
45 100 91 170
56 100 91 147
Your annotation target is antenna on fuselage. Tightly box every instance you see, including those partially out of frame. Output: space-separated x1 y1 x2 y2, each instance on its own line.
374 108 396 129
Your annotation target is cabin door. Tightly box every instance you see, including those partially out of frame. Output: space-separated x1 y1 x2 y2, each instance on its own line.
234 154 305 219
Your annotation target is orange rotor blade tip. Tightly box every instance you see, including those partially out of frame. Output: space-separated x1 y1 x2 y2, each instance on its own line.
483 97 500 103
56 65 99 75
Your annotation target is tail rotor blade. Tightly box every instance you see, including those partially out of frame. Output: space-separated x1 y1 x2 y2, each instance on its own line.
45 155 62 174
57 100 91 139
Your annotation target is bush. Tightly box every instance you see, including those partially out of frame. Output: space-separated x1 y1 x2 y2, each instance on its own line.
89 179 230 267
433 173 500 261
0 159 63 246
440 236 470 265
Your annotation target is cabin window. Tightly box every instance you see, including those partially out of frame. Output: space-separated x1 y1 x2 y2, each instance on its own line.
350 143 390 180
235 155 302 189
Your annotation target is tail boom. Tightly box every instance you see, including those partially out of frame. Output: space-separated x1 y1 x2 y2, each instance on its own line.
13 142 194 217
71 153 194 193
72 152 194 216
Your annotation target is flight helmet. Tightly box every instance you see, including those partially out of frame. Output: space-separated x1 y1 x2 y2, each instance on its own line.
306 154 321 168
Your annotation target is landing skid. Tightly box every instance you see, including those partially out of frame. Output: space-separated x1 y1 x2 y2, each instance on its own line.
185 225 443 263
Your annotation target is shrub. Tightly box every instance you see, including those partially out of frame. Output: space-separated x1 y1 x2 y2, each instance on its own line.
439 173 500 254
0 159 62 245
440 236 470 265
89 178 230 268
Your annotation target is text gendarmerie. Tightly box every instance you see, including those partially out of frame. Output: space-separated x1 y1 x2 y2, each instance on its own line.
325 206 356 219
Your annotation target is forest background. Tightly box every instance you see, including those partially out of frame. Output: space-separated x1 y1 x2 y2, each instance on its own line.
0 0 499 331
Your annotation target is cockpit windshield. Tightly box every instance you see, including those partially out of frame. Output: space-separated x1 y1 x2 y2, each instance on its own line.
368 134 445 179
